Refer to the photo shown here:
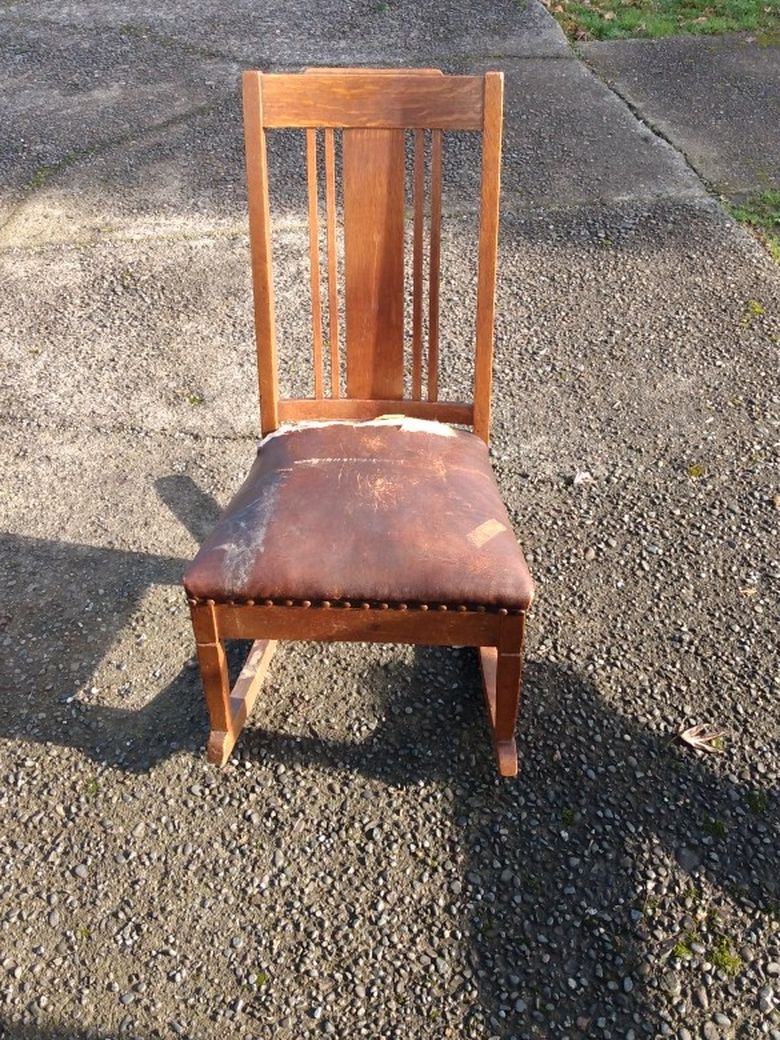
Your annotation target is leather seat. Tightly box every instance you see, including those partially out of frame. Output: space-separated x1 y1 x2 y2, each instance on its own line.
184 419 534 611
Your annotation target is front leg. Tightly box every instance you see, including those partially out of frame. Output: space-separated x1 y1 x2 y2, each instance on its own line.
478 612 526 776
190 601 276 765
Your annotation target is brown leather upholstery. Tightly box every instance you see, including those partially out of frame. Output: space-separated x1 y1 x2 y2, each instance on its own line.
184 420 534 610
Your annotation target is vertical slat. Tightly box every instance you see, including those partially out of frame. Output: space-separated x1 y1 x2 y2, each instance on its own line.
427 128 442 402
306 129 324 398
343 128 406 400
324 128 340 398
411 129 425 400
241 71 279 435
473 71 504 444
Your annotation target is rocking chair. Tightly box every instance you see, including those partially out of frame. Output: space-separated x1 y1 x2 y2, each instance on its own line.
183 68 534 775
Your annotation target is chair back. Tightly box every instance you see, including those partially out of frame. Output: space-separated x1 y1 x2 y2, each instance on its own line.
242 67 504 442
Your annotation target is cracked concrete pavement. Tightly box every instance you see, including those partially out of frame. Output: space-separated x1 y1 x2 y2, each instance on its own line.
1 1 779 1038
582 33 780 198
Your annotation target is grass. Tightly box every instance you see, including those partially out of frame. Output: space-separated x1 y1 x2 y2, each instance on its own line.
545 0 780 41
710 937 743 975
703 816 728 839
729 190 780 262
747 789 769 813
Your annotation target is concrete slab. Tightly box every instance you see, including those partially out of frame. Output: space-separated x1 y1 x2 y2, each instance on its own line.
0 0 570 68
3 197 776 446
0 0 561 236
582 34 780 195
0 236 261 439
0 18 238 225
498 57 703 207
0 54 703 250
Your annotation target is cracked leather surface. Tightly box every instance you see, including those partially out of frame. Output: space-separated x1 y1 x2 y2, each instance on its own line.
184 421 534 609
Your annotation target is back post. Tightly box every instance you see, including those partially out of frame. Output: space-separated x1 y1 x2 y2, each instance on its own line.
242 71 280 435
473 71 504 444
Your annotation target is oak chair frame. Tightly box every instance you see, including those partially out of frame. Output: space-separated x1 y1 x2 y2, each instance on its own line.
186 68 529 776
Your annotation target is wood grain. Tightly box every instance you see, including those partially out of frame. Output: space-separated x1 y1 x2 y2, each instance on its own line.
412 128 424 400
427 128 443 402
216 603 503 646
324 128 340 398
195 640 231 734
242 71 279 433
207 639 277 765
261 72 483 129
277 397 473 424
306 129 324 398
343 128 406 399
473 71 504 444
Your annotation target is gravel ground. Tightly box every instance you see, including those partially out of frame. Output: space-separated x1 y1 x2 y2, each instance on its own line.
1 2 779 1038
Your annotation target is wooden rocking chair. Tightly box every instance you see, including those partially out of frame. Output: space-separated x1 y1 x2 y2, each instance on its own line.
183 68 534 776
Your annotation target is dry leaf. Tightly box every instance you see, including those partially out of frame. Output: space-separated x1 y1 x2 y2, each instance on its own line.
677 722 725 754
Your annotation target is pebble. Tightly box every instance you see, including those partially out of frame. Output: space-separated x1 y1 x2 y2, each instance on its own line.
74 864 88 879
662 971 681 997
759 985 774 1012
675 846 702 871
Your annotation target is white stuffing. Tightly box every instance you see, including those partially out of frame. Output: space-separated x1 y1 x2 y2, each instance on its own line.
259 415 457 448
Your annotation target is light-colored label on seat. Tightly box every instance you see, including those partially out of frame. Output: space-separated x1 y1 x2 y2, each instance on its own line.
467 518 506 548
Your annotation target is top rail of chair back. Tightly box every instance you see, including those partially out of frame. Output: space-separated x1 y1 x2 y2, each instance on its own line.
249 70 489 130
